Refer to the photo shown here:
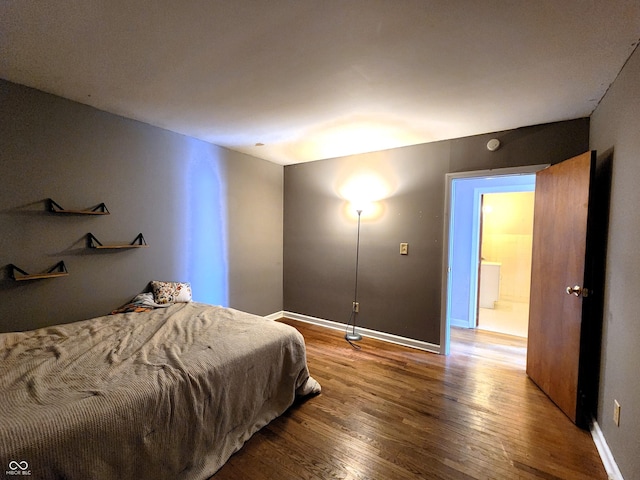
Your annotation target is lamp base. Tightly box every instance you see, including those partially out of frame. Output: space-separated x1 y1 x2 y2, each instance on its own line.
345 332 362 342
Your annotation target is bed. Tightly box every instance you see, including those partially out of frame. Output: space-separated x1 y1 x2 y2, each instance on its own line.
0 302 320 479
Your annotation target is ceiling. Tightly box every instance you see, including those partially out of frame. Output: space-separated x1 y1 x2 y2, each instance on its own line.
1 1 639 165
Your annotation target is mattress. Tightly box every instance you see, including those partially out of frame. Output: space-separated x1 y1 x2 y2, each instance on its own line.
0 303 320 479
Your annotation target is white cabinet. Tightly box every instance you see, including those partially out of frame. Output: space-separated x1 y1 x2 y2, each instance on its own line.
479 262 501 309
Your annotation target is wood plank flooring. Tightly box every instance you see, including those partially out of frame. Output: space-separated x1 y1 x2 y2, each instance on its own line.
212 321 607 480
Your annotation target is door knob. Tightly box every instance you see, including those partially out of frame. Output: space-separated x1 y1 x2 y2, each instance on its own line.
566 285 588 297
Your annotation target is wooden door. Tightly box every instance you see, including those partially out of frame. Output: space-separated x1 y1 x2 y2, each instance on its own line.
526 151 595 426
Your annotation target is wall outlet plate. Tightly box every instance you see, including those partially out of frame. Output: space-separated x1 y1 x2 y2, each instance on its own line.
614 399 621 426
400 243 408 255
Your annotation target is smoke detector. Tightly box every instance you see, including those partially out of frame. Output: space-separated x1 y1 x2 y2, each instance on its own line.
486 138 501 151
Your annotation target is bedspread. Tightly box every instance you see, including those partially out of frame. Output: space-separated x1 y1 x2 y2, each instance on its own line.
0 303 320 479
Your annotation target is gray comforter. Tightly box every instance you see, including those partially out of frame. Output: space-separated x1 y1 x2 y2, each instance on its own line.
0 303 320 479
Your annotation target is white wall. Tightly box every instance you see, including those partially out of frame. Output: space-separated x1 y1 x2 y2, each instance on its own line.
481 191 535 303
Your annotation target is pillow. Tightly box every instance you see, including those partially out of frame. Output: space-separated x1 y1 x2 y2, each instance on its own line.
150 281 192 304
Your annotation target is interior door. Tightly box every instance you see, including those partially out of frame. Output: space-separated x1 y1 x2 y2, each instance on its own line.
526 151 595 426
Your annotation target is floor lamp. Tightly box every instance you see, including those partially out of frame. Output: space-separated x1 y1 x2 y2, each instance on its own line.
345 208 363 346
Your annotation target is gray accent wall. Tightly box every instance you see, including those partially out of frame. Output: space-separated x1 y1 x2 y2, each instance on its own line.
284 119 589 344
590 45 640 479
0 80 283 332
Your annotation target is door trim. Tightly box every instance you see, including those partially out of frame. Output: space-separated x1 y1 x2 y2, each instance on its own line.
440 164 549 355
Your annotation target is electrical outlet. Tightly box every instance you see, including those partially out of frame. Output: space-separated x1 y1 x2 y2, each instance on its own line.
613 400 621 426
400 243 408 255
352 302 359 313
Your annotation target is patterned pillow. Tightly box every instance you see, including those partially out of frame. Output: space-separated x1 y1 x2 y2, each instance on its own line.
150 281 193 304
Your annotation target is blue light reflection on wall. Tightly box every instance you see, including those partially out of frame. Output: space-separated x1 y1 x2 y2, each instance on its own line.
185 141 228 306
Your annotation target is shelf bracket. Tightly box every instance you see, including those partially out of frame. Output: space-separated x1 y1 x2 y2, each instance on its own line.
49 261 68 274
87 232 104 248
92 203 109 214
9 264 30 279
131 233 147 246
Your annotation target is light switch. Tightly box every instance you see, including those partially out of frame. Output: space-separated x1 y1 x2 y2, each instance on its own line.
400 243 408 255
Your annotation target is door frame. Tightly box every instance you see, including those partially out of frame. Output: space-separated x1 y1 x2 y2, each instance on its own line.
440 164 548 355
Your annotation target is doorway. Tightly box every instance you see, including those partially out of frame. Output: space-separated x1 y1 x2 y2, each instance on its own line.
477 191 535 338
440 165 548 355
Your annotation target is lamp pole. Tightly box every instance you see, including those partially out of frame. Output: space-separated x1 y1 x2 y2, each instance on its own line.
346 209 363 342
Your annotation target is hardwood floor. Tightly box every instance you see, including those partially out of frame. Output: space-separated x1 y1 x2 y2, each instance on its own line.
212 321 607 479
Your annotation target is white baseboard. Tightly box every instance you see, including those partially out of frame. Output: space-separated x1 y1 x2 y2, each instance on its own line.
264 311 284 321
279 311 441 354
590 418 624 480
450 317 471 328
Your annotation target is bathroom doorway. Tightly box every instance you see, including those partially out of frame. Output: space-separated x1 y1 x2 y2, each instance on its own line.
441 164 547 355
477 191 535 338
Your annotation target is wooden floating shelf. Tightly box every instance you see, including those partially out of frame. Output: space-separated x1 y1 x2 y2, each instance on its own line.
10 261 69 281
48 198 110 215
87 233 148 249
15 272 69 280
